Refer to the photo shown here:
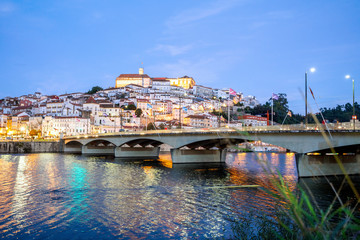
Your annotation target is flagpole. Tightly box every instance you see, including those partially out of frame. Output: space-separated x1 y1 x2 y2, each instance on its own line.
281 114 288 126
271 96 274 126
305 71 308 126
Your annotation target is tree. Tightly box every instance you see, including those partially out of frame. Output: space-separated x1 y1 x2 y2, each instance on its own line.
127 104 136 110
87 86 103 94
135 108 143 117
242 93 304 124
29 129 39 138
145 123 156 130
158 123 165 129
318 102 360 123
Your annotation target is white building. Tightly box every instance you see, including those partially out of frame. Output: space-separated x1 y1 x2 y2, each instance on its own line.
152 78 171 92
42 116 91 137
193 85 213 98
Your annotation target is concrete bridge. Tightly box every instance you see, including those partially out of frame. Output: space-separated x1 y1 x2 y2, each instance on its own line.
63 127 360 177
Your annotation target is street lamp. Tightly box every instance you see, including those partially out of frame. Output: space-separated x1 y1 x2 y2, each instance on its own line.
346 75 355 131
305 67 316 125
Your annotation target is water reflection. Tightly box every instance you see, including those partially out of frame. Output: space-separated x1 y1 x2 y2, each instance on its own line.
0 152 357 239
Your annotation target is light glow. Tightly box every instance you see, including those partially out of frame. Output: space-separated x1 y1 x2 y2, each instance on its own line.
345 75 351 79
310 68 316 73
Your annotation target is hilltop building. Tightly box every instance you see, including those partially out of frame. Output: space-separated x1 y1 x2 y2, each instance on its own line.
115 68 195 90
115 68 152 88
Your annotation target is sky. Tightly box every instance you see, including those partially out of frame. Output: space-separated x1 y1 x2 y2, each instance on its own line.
0 0 359 114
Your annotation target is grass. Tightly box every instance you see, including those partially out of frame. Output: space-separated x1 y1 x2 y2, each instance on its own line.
228 115 360 239
228 172 360 239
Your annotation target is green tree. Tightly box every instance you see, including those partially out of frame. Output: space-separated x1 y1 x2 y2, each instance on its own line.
135 108 143 117
145 123 156 130
125 104 136 110
318 102 360 123
86 86 103 94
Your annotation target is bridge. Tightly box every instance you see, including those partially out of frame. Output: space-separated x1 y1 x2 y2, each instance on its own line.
63 125 360 177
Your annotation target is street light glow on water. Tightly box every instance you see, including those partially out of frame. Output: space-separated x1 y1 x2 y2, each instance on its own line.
0 153 358 239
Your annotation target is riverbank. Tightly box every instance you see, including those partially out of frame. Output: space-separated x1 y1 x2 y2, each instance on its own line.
0 141 62 153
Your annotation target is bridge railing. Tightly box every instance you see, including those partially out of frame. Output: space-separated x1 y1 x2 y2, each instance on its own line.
241 122 354 132
63 122 357 139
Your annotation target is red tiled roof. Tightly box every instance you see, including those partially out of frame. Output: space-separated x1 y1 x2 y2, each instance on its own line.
186 115 208 119
238 115 267 121
85 97 97 104
13 106 32 110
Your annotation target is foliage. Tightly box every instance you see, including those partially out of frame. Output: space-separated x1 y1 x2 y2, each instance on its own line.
144 123 156 130
123 104 136 110
158 123 165 129
135 108 142 117
86 86 103 94
29 129 39 136
234 102 244 107
317 102 360 123
212 109 228 120
243 92 360 125
243 93 305 124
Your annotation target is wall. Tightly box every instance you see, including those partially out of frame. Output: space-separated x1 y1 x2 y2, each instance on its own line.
0 141 62 153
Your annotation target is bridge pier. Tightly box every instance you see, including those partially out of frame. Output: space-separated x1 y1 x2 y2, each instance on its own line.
170 149 227 164
114 147 160 159
82 145 115 156
64 144 82 154
296 153 360 177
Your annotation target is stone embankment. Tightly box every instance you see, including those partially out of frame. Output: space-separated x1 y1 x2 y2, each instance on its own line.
0 141 63 153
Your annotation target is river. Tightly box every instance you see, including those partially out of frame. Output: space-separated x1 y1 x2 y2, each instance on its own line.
0 152 358 239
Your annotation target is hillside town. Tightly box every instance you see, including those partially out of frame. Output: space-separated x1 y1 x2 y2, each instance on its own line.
0 68 266 139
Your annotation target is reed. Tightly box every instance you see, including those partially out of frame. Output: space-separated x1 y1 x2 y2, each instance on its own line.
229 116 360 239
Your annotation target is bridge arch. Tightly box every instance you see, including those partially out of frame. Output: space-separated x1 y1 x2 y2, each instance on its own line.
65 140 83 146
85 139 117 147
119 138 170 148
177 138 246 150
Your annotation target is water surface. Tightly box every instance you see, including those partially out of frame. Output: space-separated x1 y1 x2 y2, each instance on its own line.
0 152 357 239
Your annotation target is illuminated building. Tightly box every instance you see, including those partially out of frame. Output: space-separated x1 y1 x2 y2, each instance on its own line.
167 76 195 89
115 68 152 88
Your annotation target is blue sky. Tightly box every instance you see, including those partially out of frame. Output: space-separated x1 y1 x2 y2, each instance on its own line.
0 0 359 113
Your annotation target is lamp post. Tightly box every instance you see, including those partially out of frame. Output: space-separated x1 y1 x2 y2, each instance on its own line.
346 75 355 131
305 67 316 125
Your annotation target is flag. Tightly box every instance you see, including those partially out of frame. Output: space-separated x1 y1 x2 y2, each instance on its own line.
182 107 188 112
309 87 315 100
287 111 292 117
229 88 236 96
272 93 279 100
147 103 153 109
